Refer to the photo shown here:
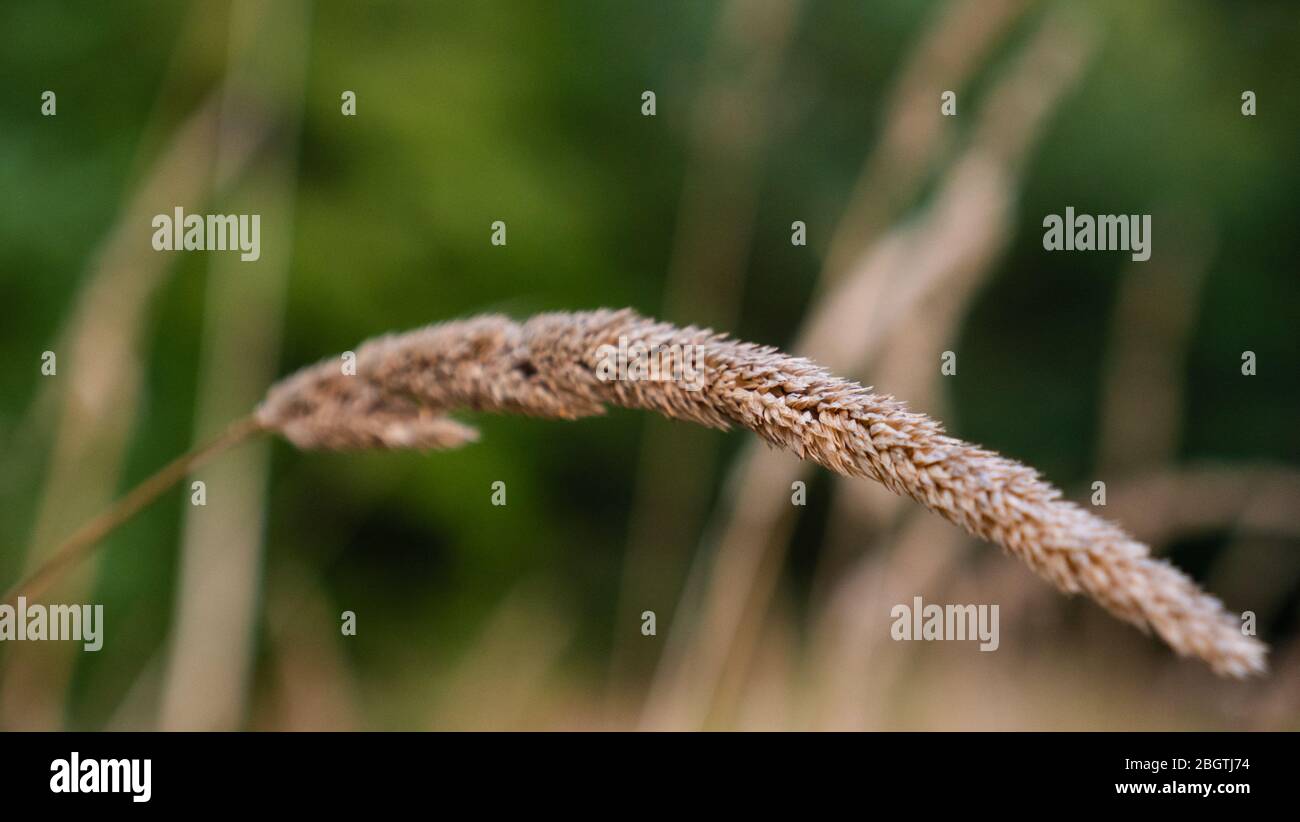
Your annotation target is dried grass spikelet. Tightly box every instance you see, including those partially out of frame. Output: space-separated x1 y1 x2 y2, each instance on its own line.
256 308 1267 677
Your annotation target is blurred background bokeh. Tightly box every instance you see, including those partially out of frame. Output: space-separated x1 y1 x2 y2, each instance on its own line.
1 0 1297 730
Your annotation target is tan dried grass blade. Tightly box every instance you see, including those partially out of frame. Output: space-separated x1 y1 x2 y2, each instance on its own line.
9 308 1266 678
256 308 1266 677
